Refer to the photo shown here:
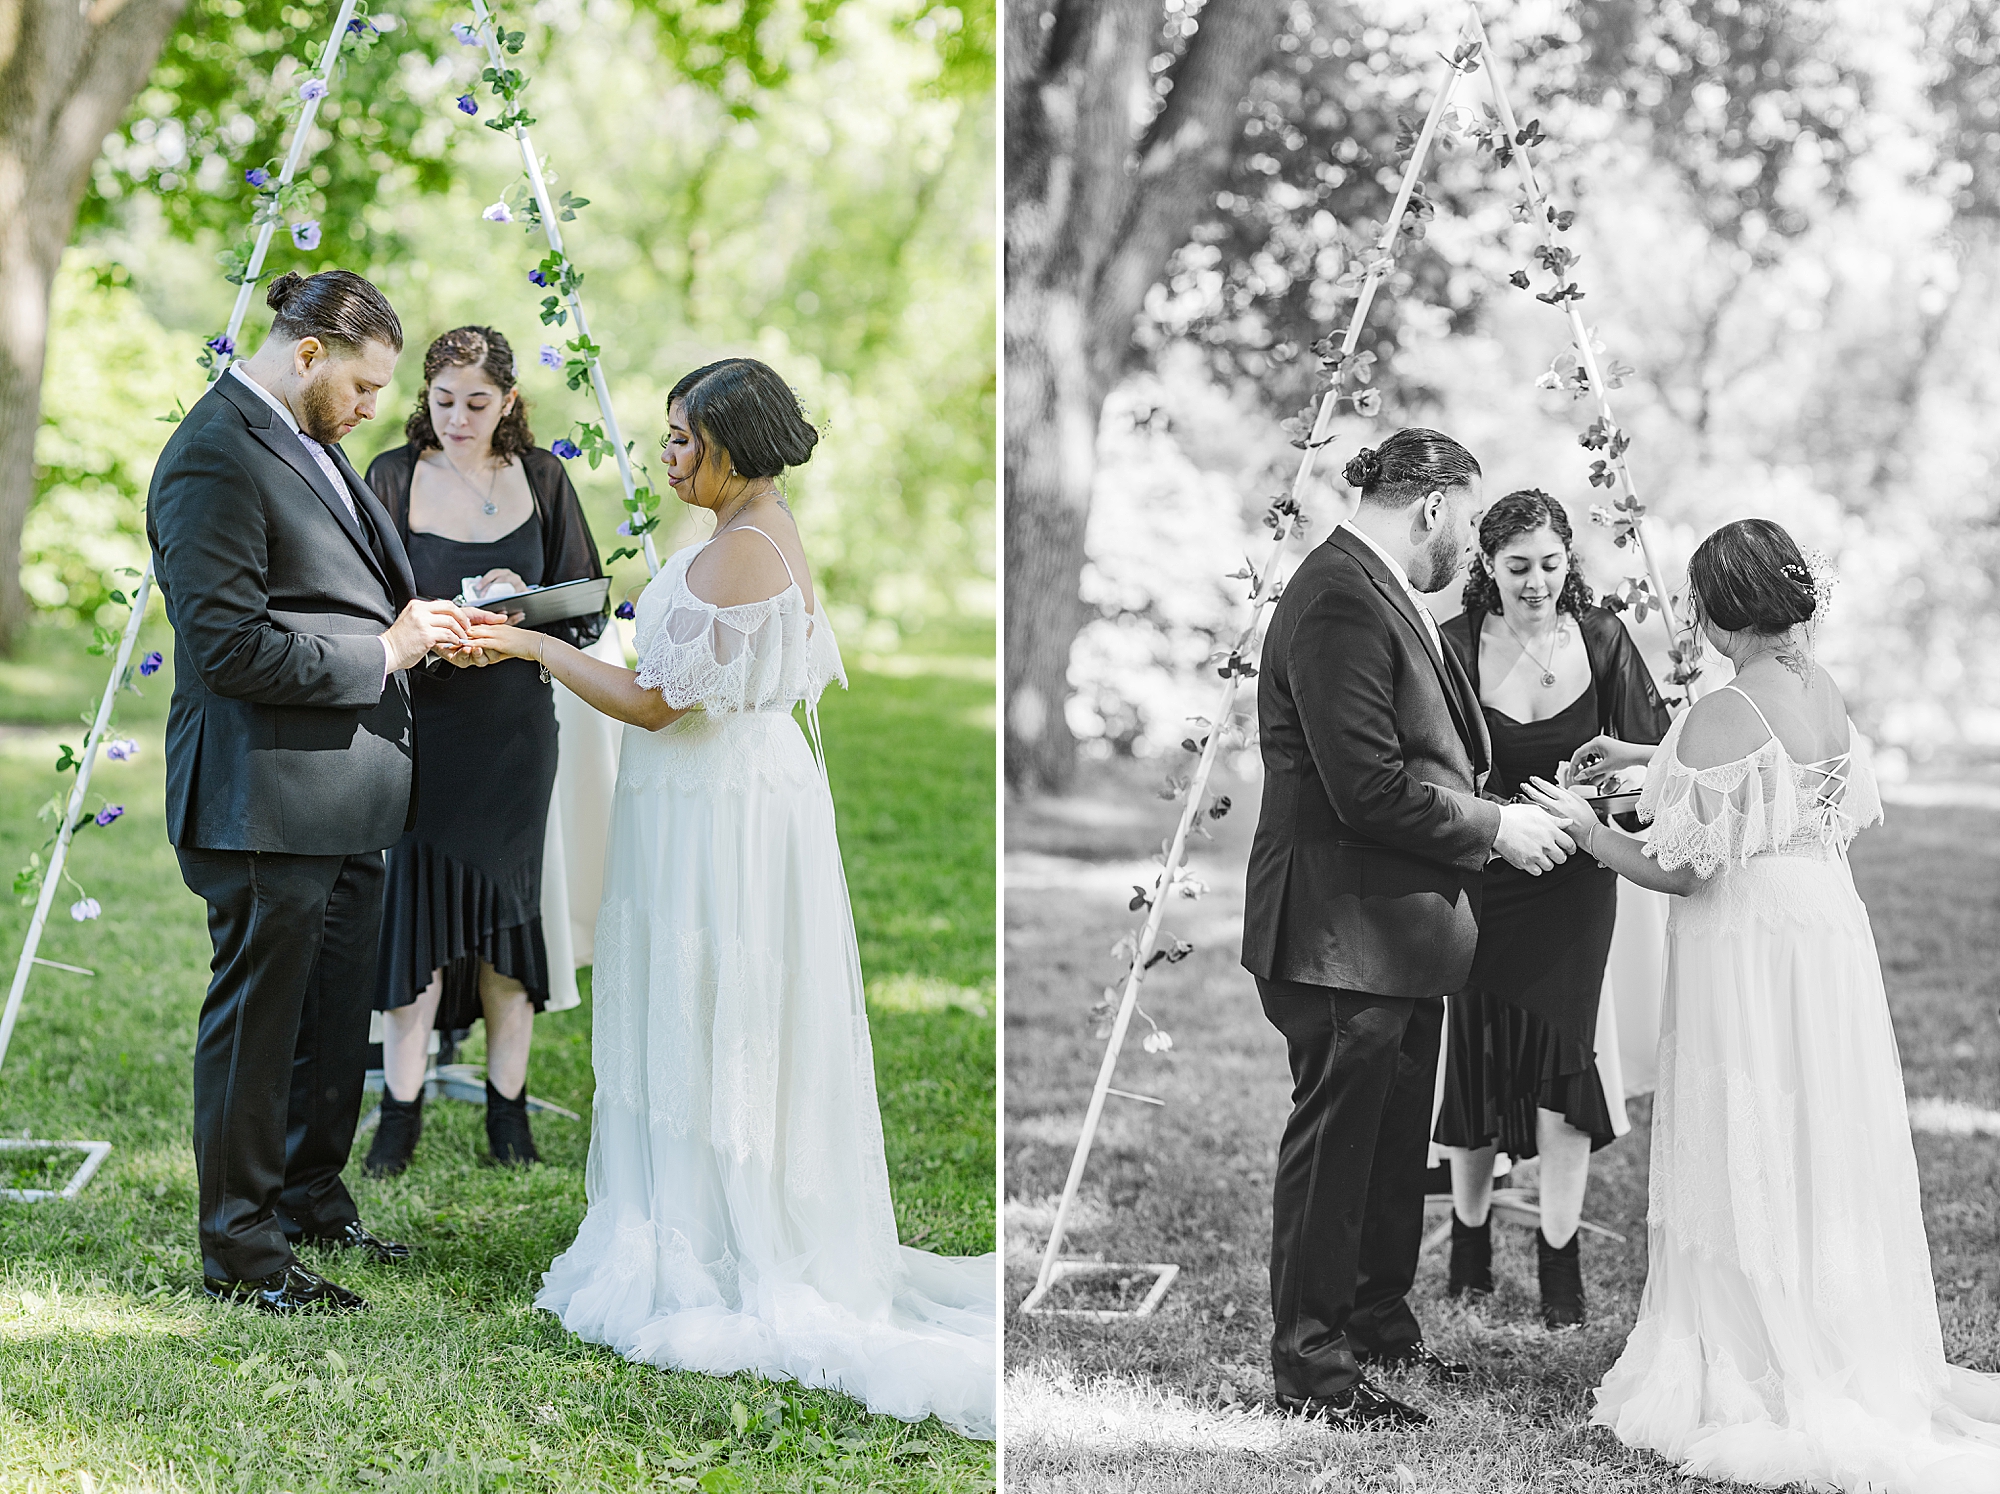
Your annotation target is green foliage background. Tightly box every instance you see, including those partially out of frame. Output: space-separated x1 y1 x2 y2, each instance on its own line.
37 0 995 655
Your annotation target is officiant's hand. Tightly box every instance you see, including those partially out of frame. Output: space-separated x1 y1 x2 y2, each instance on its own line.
1492 803 1574 876
470 568 529 602
1565 733 1649 787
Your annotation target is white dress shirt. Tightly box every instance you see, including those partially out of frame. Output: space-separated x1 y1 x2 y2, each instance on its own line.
1340 520 1444 656
229 364 397 681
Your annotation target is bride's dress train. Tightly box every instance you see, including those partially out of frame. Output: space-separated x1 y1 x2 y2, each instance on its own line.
536 535 996 1440
1592 690 2000 1491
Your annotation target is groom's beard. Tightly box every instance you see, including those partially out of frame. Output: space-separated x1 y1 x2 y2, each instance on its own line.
1409 527 1463 594
298 375 350 445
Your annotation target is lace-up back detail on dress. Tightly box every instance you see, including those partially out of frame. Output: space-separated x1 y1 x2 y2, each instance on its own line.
1638 684 1883 880
634 530 846 715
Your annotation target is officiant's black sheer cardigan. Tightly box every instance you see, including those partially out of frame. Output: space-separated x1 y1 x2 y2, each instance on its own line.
365 443 609 651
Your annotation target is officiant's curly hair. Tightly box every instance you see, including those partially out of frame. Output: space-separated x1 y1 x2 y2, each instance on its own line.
668 358 819 479
405 326 535 460
1462 489 1594 619
1342 427 1480 506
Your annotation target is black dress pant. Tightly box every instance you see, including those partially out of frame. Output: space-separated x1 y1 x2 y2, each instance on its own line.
177 847 384 1282
1259 977 1444 1400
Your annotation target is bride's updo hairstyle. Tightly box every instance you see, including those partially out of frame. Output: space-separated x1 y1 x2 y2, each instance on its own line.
1687 518 1817 636
405 325 535 459
668 358 818 479
1461 488 1593 618
1342 427 1481 507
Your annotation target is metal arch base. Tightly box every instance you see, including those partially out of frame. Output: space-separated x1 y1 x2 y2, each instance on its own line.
0 1139 113 1204
1017 1260 1181 1322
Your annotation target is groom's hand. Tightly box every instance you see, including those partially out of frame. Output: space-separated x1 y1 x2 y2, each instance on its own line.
1492 803 1574 876
382 598 477 673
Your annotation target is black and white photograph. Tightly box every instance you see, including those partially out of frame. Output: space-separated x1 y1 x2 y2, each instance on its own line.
1003 1 2000 1490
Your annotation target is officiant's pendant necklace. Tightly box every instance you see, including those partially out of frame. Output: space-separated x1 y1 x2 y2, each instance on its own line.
1502 612 1564 687
441 451 502 516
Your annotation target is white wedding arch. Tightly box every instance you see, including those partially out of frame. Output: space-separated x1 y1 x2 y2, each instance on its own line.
0 0 659 1198
1020 2 1694 1319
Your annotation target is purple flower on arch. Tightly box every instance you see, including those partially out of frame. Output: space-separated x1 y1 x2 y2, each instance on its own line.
346 16 375 34
105 739 138 762
538 344 561 369
70 897 101 922
616 519 632 536
290 221 322 251
94 805 124 827
551 438 581 460
615 600 636 620
139 651 163 676
452 22 479 44
528 268 548 287
245 167 270 188
482 202 513 224
456 94 478 116
205 334 235 358
299 77 328 103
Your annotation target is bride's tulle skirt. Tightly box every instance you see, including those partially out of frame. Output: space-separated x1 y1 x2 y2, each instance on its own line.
535 710 996 1439
1592 854 2000 1491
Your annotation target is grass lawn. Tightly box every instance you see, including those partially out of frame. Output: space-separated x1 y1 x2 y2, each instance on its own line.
1003 754 2000 1493
0 618 996 1494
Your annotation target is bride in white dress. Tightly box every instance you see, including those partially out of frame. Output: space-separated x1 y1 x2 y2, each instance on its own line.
464 357 996 1439
1523 519 2000 1493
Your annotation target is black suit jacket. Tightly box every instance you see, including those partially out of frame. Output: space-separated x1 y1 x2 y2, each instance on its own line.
1242 528 1505 999
146 375 419 854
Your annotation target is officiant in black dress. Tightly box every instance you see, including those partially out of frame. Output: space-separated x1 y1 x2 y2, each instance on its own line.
1434 489 1671 1329
362 326 606 1176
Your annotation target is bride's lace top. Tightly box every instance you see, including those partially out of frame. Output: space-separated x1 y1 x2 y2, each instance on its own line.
634 537 847 714
1638 690 1883 880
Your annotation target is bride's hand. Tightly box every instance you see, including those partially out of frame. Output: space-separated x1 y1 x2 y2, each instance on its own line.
462 621 541 662
1523 777 1601 840
1566 734 1647 786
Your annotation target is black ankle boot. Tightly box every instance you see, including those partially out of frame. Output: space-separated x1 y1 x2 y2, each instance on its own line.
485 1079 540 1166
1447 1214 1494 1297
363 1092 423 1178
1537 1227 1585 1329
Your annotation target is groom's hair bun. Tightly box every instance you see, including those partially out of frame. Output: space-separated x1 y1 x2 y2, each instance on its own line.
667 358 819 480
1688 518 1816 636
1346 427 1481 508
266 269 404 355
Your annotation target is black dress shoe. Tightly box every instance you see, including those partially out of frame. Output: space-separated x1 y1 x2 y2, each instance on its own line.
1275 1376 1430 1428
1358 1341 1473 1383
203 1261 368 1315
302 1219 412 1263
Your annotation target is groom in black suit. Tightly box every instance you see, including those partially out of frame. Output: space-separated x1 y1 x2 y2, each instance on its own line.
1242 430 1574 1424
147 270 495 1312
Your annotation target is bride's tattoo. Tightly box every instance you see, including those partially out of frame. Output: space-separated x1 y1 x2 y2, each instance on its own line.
1775 638 1813 681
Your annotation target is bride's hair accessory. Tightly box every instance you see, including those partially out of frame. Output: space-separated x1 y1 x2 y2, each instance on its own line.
1785 550 1836 627
1687 519 1820 638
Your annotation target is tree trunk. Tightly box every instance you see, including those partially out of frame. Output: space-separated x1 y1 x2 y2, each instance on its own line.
1003 0 1280 793
0 0 190 652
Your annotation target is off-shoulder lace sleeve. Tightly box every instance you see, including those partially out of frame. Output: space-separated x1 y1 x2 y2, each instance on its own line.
1838 728 1886 833
636 593 790 713
1637 714 1798 879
